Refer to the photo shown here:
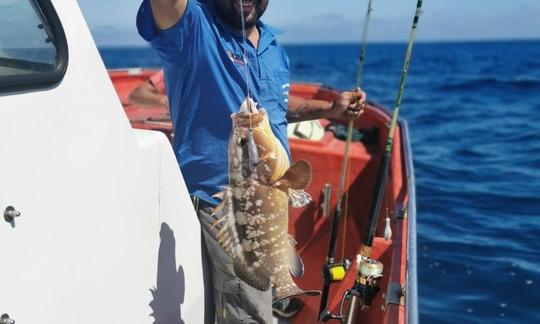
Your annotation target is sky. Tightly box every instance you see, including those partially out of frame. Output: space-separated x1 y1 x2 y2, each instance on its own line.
78 0 540 46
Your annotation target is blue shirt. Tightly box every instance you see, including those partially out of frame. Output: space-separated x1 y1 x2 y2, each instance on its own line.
137 0 291 205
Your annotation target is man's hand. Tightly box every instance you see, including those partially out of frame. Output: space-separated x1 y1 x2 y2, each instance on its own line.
329 88 367 121
151 0 188 30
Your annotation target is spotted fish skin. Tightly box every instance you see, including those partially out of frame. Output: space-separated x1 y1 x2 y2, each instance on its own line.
212 97 319 303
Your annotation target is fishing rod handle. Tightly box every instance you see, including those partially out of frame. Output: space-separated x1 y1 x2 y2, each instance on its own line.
326 206 343 261
363 151 391 248
345 295 360 324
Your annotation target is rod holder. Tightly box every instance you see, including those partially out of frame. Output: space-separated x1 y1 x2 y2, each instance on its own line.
321 183 332 218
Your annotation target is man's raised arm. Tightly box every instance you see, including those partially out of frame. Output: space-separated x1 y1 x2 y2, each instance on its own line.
150 0 188 30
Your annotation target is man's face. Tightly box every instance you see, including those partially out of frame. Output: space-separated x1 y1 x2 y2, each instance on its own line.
213 0 269 30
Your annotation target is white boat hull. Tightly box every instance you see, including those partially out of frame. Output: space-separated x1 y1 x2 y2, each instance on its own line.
0 0 206 322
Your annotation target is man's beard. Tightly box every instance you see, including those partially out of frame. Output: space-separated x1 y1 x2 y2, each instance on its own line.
214 0 265 30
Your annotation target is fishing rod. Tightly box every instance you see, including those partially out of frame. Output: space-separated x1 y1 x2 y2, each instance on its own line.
363 0 422 256
350 0 424 318
318 0 424 322
318 0 374 322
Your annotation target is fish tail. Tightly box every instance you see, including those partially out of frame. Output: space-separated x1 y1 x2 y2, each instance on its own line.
272 284 320 304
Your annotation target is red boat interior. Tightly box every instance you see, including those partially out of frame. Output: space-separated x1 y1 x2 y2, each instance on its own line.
109 69 409 324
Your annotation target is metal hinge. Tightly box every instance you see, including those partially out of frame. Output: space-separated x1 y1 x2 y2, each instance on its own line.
381 282 405 311
321 183 332 218
395 203 408 220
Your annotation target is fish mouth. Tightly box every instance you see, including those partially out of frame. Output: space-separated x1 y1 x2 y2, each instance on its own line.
232 97 266 140
232 108 265 133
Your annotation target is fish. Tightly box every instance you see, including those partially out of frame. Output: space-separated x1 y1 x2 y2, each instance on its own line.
211 97 320 303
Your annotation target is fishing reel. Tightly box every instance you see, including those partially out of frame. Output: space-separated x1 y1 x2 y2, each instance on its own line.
320 255 383 323
348 255 383 310
319 259 352 322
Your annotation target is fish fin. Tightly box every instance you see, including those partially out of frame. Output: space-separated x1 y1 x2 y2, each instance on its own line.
210 187 241 258
212 185 229 200
287 235 304 277
276 160 312 190
272 285 320 304
233 258 271 291
211 188 269 292
288 189 312 208
212 191 224 200
210 215 227 231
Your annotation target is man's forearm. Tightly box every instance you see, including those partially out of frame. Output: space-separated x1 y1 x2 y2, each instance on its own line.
286 96 333 123
287 88 367 123
129 81 169 108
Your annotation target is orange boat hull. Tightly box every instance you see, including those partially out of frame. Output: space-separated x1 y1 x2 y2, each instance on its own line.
109 69 416 324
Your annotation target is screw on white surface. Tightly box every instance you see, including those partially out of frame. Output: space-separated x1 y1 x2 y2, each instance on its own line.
4 206 21 223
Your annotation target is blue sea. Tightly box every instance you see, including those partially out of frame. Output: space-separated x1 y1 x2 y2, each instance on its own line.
98 40 540 323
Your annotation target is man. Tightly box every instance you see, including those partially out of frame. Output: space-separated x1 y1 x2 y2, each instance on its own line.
128 70 169 109
137 0 366 322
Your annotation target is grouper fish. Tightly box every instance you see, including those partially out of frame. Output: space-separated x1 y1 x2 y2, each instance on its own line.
212 97 320 303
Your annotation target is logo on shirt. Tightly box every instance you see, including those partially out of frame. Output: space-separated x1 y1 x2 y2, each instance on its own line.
227 50 246 65
282 83 290 104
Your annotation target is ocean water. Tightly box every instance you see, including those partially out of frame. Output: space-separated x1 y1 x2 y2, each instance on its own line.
98 40 540 323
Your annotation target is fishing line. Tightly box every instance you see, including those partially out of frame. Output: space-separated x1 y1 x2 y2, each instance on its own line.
239 0 259 168
239 0 252 118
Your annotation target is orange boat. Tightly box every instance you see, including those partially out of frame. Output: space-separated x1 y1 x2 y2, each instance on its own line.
109 68 418 324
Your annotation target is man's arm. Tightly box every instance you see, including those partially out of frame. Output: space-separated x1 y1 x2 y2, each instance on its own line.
150 0 189 30
286 88 367 123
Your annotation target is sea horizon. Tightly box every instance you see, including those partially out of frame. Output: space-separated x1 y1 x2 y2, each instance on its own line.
95 38 540 49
